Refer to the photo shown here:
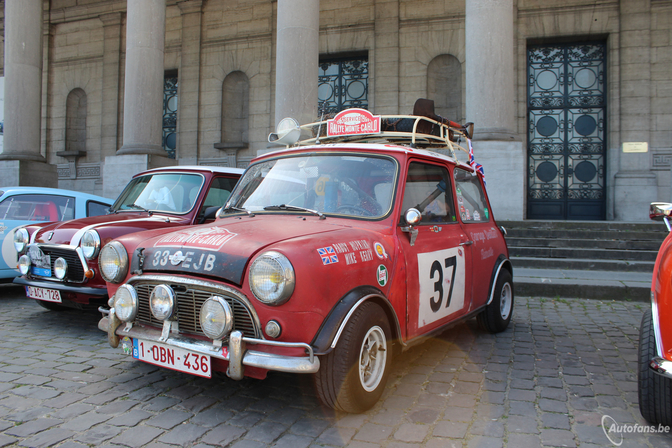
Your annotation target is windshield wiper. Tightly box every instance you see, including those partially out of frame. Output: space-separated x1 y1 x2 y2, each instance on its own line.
222 205 255 216
263 204 325 220
127 204 153 215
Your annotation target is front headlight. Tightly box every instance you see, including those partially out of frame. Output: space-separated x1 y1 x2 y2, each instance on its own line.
13 228 29 254
199 296 233 340
54 257 68 280
18 255 31 275
81 230 101 260
150 284 176 321
114 284 138 322
249 251 295 305
99 241 128 283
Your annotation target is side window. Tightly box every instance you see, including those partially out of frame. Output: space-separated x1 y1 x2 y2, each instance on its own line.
87 201 111 217
454 168 489 223
0 195 74 221
204 177 239 208
401 162 456 224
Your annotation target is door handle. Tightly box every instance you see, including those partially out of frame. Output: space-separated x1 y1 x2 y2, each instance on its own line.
459 240 474 246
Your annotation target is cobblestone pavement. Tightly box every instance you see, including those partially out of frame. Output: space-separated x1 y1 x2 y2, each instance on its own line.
1 284 671 448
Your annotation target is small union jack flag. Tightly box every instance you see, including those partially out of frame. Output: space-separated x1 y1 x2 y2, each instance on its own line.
467 138 485 185
317 246 339 265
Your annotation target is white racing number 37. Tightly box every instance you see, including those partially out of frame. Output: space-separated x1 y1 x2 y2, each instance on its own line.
417 247 466 328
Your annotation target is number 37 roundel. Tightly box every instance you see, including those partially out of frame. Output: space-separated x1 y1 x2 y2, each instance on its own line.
417 247 466 328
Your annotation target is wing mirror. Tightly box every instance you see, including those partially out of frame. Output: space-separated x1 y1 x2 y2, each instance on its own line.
650 202 672 232
401 208 422 246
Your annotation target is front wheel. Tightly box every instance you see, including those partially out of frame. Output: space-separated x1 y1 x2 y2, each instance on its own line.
314 301 392 413
638 309 672 426
477 269 513 333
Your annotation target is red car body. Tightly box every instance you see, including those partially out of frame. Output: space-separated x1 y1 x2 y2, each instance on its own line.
13 166 242 310
639 202 672 426
99 110 514 413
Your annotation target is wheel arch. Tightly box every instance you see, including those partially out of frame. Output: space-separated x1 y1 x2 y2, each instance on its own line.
486 255 513 306
311 285 401 355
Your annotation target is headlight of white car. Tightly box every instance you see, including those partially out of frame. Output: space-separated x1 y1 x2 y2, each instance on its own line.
81 230 101 259
99 241 128 284
249 251 295 305
13 228 29 254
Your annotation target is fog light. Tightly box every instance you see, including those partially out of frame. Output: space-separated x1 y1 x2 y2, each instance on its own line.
199 296 233 340
18 255 31 275
54 257 68 280
265 320 282 338
149 284 175 321
114 284 138 322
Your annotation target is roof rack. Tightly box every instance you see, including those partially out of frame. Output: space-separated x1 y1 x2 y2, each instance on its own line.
296 112 473 162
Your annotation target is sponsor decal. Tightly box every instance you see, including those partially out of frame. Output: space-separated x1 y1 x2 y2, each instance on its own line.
377 264 388 287
374 242 388 260
327 109 381 137
154 226 236 251
121 336 133 355
317 246 339 265
332 239 374 264
473 210 481 221
429 226 442 233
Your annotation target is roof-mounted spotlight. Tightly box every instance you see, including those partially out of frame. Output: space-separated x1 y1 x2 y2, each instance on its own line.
268 118 301 147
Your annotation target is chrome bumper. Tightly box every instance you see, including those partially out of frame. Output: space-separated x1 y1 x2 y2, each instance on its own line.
649 356 672 380
98 313 320 379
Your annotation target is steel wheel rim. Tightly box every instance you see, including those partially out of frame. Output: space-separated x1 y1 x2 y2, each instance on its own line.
500 283 512 319
359 325 387 392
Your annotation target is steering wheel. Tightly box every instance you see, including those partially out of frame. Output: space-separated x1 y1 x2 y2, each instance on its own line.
340 178 382 215
336 205 374 217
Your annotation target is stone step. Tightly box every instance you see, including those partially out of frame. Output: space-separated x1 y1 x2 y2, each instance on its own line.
504 228 666 243
506 236 663 251
511 256 655 272
509 246 658 262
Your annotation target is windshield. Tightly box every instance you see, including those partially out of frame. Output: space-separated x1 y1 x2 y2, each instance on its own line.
227 154 398 218
112 173 204 214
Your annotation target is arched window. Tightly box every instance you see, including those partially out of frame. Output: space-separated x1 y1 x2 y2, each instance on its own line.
221 71 249 145
65 88 87 153
427 55 462 122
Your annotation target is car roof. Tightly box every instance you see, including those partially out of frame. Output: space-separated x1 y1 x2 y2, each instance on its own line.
138 166 245 176
259 143 475 171
0 186 113 203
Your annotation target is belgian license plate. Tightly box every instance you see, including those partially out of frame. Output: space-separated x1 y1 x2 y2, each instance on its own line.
132 339 211 378
25 286 62 303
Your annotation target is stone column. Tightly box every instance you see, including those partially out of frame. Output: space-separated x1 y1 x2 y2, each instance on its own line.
0 0 57 187
118 0 167 156
103 0 174 199
613 0 656 221
374 0 399 114
176 0 203 164
274 0 319 127
99 13 123 159
464 0 524 220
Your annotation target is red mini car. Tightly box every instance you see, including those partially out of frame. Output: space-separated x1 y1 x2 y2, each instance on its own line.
13 166 242 310
639 202 672 426
98 106 513 413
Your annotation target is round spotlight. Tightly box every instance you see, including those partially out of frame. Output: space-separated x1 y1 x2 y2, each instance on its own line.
18 255 31 275
114 284 138 322
150 284 176 321
199 296 234 340
54 257 68 280
265 320 282 339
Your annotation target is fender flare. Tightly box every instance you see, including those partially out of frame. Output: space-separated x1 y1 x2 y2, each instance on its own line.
311 285 402 355
486 255 513 306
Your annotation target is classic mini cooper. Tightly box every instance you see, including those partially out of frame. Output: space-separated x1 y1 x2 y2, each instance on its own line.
639 202 672 426
13 166 242 310
98 102 514 413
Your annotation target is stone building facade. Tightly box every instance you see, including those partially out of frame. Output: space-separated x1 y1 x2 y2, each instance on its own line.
0 0 671 222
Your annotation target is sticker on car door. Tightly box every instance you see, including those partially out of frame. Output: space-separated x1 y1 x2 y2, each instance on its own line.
417 247 466 327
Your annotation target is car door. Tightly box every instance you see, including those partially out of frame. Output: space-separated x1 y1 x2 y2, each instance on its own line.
396 161 474 340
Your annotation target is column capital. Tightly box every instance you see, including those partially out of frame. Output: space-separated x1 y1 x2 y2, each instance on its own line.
177 0 203 14
99 12 123 27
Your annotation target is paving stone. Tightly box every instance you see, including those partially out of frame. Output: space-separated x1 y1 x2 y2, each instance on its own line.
110 425 164 447
19 428 74 448
146 409 192 429
201 424 246 445
4 417 62 437
74 424 124 445
158 423 209 447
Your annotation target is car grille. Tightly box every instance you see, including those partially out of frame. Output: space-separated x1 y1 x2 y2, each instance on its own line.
36 247 85 282
132 281 260 339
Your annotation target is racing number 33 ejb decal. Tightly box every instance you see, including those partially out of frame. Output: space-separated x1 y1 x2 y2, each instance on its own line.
417 247 466 327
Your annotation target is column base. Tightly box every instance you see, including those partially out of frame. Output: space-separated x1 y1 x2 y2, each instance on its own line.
117 144 167 157
0 160 58 188
468 140 525 221
613 171 658 222
103 154 176 199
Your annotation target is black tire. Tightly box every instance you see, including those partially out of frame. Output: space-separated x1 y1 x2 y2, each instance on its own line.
35 299 68 311
314 301 392 413
477 269 513 333
638 309 672 426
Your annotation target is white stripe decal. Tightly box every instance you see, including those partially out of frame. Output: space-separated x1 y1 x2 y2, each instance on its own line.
70 216 169 246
